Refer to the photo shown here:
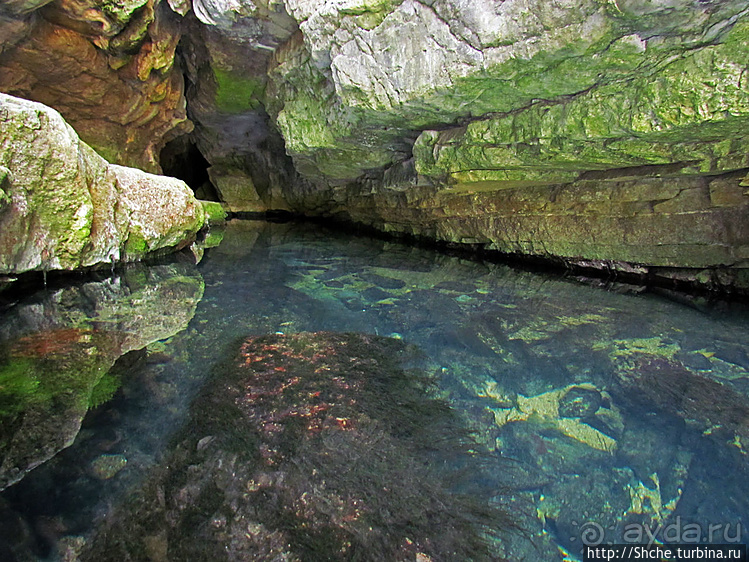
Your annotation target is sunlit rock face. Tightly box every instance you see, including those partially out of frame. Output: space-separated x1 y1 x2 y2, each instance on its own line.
0 263 204 490
0 94 205 275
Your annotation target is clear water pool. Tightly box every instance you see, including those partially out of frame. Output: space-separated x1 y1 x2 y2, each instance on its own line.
1 219 748 561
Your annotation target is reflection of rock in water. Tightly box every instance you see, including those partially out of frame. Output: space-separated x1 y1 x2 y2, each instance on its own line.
0 263 204 490
80 332 508 561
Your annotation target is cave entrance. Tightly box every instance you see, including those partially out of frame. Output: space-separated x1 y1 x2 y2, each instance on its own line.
159 136 220 201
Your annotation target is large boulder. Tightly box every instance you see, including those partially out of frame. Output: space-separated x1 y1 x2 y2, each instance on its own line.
0 93 205 275
78 331 508 561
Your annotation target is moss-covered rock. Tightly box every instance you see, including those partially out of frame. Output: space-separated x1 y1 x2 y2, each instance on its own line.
0 94 205 275
413 21 749 186
262 1 749 288
269 0 749 187
213 68 265 114
200 200 228 224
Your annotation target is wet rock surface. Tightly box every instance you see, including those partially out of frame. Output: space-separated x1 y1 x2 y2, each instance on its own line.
78 331 509 561
0 1 748 287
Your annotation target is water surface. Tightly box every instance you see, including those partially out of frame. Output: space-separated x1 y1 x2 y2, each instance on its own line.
1 219 748 561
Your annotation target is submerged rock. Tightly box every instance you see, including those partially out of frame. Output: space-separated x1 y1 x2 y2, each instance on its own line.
79 332 509 561
614 354 749 455
90 454 128 480
0 94 205 275
559 386 604 419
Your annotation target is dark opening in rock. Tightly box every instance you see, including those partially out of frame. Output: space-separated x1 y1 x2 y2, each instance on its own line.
159 136 219 201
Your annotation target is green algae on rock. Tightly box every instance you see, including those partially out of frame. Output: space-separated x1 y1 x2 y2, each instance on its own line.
2 0 749 290
0 93 206 275
200 200 228 224
413 21 749 185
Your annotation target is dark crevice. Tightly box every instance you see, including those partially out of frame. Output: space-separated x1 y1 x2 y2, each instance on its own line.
159 135 219 201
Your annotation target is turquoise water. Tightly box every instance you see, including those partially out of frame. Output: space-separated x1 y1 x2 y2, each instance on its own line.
1 219 748 560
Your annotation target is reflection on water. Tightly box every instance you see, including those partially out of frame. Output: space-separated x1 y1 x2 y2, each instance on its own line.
0 264 203 492
0 219 748 561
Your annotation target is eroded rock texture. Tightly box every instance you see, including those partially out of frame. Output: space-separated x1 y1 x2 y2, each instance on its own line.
0 0 190 172
176 0 302 211
0 93 205 275
265 0 749 288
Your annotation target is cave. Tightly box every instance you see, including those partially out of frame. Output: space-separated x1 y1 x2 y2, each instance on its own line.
1 1 749 560
159 136 219 202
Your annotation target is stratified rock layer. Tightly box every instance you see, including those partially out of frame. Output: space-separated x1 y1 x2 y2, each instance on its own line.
0 93 205 275
299 166 749 290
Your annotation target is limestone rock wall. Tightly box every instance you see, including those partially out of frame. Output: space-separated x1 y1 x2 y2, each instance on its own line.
177 6 301 211
0 93 205 275
262 0 749 289
268 0 749 184
315 164 749 290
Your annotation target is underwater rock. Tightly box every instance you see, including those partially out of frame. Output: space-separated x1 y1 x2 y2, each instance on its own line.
490 384 619 453
0 263 204 490
614 355 749 455
79 332 509 561
540 467 633 555
558 386 604 419
0 94 206 275
90 454 127 480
